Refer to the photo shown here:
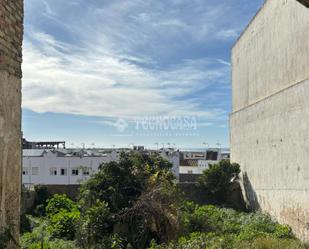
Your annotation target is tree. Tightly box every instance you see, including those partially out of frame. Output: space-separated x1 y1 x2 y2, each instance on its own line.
78 152 174 213
45 194 80 240
77 152 177 248
198 160 240 205
76 200 113 247
119 177 182 248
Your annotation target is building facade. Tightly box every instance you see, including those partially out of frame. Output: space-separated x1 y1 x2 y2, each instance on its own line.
22 148 180 186
230 0 309 240
22 149 119 186
179 149 230 182
0 0 23 245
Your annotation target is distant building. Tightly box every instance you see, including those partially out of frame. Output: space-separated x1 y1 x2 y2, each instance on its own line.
22 147 180 187
157 148 180 177
23 138 66 149
179 149 230 182
22 149 119 187
131 146 180 177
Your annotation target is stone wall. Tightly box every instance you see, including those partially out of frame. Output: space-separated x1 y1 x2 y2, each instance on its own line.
0 0 23 245
230 0 309 241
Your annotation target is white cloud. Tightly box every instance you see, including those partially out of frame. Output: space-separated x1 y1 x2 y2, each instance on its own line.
40 0 56 17
217 59 231 66
23 0 248 123
216 29 239 40
22 30 227 120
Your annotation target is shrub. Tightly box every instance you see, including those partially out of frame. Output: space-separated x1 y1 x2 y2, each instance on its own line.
198 160 240 205
120 180 182 248
149 235 307 249
78 152 174 213
76 200 113 247
181 203 294 240
48 209 80 240
21 214 32 233
46 194 78 216
21 216 80 249
33 185 50 216
237 237 307 249
45 194 80 240
77 152 177 248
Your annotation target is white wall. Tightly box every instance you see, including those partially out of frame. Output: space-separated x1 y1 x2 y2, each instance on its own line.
180 166 202 175
180 160 216 174
22 151 117 186
159 150 180 178
22 150 180 186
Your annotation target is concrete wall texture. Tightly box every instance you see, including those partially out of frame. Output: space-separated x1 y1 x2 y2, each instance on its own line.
230 0 309 241
0 0 23 244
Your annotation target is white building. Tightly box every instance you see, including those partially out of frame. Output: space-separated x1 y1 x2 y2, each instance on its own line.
179 149 230 175
179 159 216 175
157 149 180 177
22 148 180 187
22 149 119 187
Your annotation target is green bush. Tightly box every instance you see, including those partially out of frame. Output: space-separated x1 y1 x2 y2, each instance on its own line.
21 155 305 249
151 202 300 249
149 234 307 249
78 152 174 213
77 152 177 248
20 214 32 234
33 185 50 216
48 209 80 240
45 194 80 240
76 200 113 247
21 216 80 249
198 160 240 205
238 237 307 249
181 202 294 240
46 194 78 216
149 232 235 249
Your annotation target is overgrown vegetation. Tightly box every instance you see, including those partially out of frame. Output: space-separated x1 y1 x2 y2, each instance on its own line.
19 154 307 249
198 160 240 205
149 203 302 249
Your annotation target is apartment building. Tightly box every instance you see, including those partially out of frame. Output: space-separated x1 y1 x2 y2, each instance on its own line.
22 147 180 187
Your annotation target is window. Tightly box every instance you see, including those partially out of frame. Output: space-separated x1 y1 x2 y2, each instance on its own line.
22 167 29 175
32 167 39 175
83 168 90 176
60 168 67 176
50 167 57 176
71 169 79 176
206 151 218 161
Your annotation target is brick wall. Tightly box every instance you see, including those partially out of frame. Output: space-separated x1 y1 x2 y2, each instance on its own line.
0 0 23 77
0 0 23 246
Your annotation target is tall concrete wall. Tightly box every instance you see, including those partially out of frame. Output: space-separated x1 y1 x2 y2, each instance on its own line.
230 0 309 241
0 0 23 245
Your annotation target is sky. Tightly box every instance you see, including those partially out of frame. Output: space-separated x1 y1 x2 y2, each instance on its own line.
22 0 264 149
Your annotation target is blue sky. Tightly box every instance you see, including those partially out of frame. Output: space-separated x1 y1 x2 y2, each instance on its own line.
22 0 264 149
